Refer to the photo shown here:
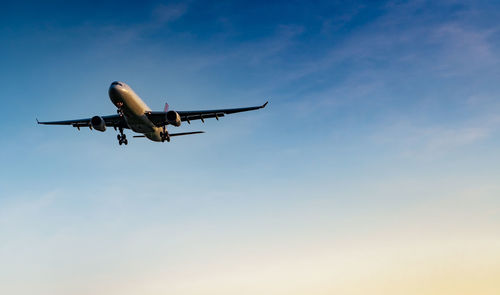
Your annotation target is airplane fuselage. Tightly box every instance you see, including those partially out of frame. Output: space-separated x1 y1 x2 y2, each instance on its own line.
108 81 164 141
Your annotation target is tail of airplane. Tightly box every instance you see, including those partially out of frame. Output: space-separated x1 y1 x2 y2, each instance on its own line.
164 102 169 112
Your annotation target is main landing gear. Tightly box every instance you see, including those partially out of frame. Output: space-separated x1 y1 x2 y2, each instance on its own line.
117 127 128 145
160 126 170 142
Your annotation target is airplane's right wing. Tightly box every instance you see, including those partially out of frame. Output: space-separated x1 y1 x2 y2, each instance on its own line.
146 101 268 126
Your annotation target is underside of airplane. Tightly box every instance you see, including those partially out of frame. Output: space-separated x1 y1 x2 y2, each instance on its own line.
38 81 268 145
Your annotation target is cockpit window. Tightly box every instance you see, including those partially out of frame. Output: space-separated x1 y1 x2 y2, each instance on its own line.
111 81 123 86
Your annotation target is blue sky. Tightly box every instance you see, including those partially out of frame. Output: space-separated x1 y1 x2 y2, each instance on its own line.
1 1 500 294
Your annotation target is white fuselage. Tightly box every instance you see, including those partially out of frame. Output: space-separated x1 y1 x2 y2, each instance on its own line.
108 81 164 141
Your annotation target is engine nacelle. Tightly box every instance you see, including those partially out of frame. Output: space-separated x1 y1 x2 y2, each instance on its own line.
90 116 106 132
166 110 181 127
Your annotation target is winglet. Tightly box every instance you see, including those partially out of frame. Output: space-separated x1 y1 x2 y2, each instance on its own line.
164 102 169 112
262 101 269 108
36 118 40 124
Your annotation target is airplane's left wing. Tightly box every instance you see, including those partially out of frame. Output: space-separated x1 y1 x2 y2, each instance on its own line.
37 114 127 129
147 101 268 126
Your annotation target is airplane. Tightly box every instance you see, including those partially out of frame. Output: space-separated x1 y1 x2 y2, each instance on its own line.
37 81 268 145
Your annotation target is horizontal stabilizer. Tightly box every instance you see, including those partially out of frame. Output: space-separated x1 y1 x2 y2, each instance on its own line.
133 131 204 138
170 131 205 137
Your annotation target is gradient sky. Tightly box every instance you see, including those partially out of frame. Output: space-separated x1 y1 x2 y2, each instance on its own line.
1 1 500 294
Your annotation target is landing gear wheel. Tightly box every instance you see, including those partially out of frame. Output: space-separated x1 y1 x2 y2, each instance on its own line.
160 128 170 142
117 128 127 145
117 137 128 145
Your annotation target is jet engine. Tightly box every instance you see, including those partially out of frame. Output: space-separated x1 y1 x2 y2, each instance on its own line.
90 116 106 132
166 110 181 127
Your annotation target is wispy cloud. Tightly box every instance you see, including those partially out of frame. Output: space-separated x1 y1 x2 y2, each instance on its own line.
62 2 191 49
430 23 500 76
370 118 496 158
260 1 500 101
153 3 188 24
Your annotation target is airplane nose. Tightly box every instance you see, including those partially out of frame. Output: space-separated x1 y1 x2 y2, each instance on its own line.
109 82 122 98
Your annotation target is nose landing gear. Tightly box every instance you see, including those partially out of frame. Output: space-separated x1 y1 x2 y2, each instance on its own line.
116 102 124 117
117 127 128 145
